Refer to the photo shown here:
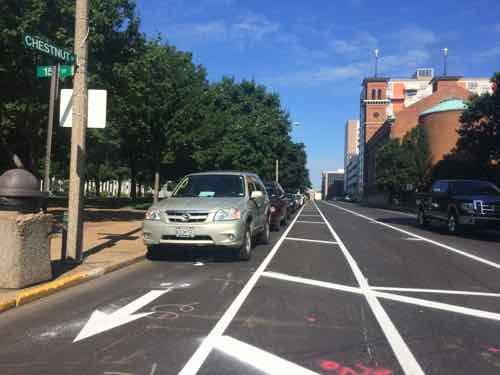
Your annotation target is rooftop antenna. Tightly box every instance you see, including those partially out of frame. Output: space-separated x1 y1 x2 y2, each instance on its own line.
442 47 448 76
374 49 379 77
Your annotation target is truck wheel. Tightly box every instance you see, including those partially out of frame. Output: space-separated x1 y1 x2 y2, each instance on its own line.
236 225 252 261
257 217 271 245
417 208 428 227
447 212 461 234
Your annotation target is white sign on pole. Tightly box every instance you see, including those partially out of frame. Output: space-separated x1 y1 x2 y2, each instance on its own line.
59 89 107 128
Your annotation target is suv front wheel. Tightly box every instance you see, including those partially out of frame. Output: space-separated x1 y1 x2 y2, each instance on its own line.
236 225 253 261
257 217 271 245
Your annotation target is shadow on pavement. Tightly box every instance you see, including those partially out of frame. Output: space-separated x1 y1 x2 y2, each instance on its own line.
146 246 242 263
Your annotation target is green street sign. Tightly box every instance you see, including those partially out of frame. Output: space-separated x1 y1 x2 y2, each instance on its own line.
59 65 74 78
23 34 75 64
36 66 53 78
36 65 74 79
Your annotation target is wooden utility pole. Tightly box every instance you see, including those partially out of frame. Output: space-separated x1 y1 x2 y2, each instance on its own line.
67 0 89 262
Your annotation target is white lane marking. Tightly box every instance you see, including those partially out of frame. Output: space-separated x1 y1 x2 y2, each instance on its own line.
314 202 425 375
403 237 424 241
214 335 320 375
285 237 338 245
263 271 362 294
295 220 327 224
264 271 500 322
376 208 416 218
370 286 500 297
322 201 500 271
374 290 500 321
178 205 306 375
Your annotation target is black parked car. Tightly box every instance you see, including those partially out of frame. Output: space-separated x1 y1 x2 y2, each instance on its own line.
264 182 289 231
416 179 500 234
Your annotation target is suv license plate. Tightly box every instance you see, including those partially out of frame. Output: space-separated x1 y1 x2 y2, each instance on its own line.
176 227 195 238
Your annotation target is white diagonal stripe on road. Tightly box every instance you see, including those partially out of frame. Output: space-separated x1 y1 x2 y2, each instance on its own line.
295 220 327 224
370 286 500 297
264 271 500 322
214 335 320 375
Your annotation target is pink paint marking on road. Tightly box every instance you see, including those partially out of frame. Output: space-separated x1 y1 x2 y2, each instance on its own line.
318 359 393 375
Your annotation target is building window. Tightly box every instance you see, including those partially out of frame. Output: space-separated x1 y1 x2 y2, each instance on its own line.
405 89 417 97
371 89 376 100
467 81 478 90
377 89 382 99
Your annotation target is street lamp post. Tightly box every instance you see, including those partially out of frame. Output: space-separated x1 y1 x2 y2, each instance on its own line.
443 48 449 76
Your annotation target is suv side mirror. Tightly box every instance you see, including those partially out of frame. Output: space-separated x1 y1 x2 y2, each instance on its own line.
251 191 263 199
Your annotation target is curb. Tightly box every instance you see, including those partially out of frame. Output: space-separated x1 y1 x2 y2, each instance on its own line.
0 253 146 314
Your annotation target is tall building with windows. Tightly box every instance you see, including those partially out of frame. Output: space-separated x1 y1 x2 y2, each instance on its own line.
344 119 360 196
357 68 492 197
321 169 345 200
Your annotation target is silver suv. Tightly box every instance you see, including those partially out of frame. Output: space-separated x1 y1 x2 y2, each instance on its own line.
143 171 271 260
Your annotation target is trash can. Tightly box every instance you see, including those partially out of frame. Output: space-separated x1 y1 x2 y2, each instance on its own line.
0 169 52 288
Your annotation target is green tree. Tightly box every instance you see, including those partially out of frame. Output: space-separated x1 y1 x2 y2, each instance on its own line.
376 138 409 200
450 72 500 184
401 126 432 191
193 78 309 187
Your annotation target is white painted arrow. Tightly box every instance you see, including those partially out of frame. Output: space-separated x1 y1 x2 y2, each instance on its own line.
73 289 168 343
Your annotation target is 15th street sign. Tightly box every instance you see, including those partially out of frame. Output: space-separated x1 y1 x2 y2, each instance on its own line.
37 65 74 79
23 34 75 64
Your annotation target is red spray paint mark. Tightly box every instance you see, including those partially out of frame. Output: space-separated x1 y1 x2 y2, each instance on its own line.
320 360 340 371
318 359 393 375
482 345 500 353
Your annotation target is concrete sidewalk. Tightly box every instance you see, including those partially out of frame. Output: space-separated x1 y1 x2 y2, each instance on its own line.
0 208 146 313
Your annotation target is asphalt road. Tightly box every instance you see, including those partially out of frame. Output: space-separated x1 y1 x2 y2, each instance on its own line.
1 200 500 375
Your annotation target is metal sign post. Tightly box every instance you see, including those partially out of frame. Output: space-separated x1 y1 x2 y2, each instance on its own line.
43 64 59 192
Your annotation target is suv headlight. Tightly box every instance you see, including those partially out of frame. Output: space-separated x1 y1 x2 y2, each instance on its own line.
460 202 475 214
145 208 162 221
214 208 241 221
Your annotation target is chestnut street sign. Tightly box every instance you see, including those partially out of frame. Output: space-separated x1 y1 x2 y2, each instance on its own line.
23 34 75 64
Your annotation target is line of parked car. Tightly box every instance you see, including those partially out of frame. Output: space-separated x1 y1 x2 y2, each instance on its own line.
142 171 307 261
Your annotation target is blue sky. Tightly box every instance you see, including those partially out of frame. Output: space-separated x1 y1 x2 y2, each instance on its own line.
136 0 500 189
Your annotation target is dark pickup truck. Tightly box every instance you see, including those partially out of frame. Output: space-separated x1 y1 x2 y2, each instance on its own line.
416 179 500 234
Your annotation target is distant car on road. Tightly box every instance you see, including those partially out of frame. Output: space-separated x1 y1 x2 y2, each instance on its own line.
416 179 500 234
264 181 289 231
143 171 270 260
286 193 298 213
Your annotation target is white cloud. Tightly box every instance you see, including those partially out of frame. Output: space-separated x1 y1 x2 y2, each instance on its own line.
479 44 500 58
167 14 280 44
330 32 378 56
233 15 280 39
396 27 437 48
265 62 368 86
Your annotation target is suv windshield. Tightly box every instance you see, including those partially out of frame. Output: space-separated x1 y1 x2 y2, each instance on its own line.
173 174 245 198
452 181 500 195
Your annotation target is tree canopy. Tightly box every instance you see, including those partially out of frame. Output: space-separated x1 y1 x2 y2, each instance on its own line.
0 0 311 197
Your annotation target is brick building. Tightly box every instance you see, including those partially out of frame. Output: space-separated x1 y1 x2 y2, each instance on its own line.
363 76 491 195
358 70 492 197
